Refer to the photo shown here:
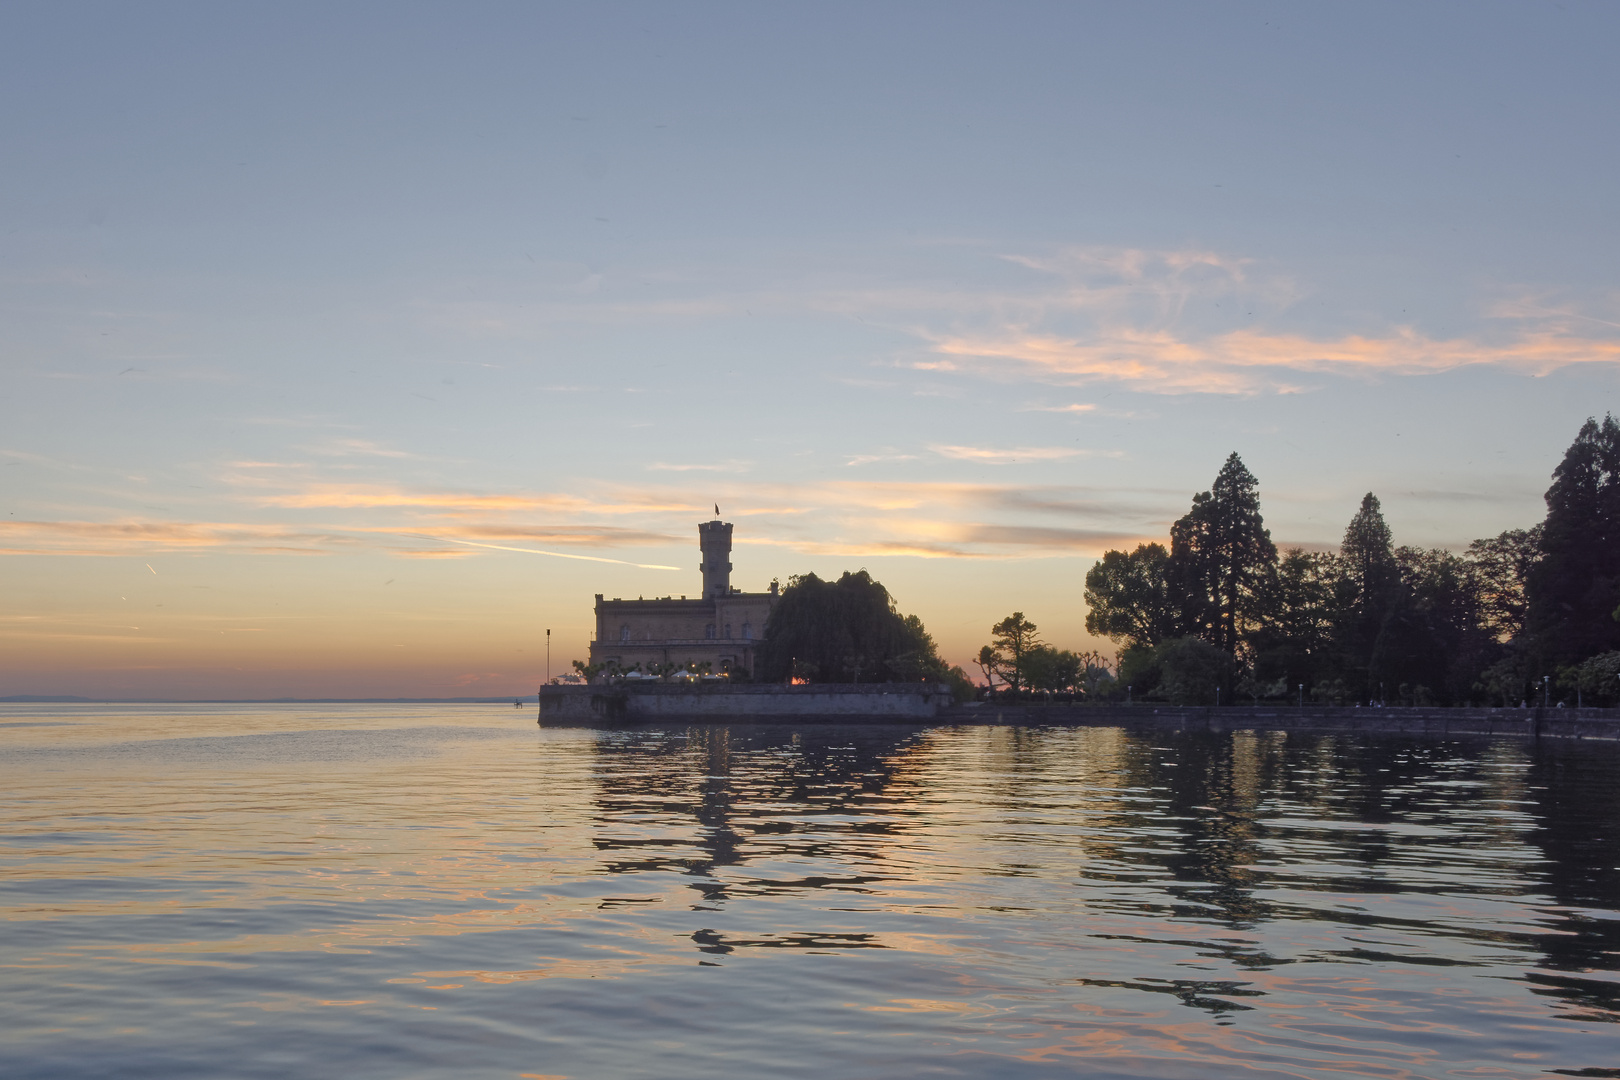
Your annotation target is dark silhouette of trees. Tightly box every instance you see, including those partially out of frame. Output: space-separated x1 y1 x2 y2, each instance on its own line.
1081 418 1620 706
1168 453 1278 657
1334 493 1401 700
1248 548 1337 696
758 570 946 684
979 612 1042 692
1084 543 1175 647
1468 527 1541 642
1526 414 1620 667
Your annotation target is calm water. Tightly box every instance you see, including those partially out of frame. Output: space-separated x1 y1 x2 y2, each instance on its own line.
3 705 1619 1079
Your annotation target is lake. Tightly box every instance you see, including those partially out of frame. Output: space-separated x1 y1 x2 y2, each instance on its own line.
3 703 1618 1079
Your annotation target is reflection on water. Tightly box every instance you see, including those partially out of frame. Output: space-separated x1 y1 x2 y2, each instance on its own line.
3 704 1619 1079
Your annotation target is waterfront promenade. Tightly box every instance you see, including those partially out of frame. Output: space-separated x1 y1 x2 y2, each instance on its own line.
540 683 1620 739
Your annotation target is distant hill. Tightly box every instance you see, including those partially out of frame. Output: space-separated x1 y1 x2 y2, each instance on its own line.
0 695 95 702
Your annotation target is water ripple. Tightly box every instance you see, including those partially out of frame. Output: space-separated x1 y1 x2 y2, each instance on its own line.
2 705 1619 1078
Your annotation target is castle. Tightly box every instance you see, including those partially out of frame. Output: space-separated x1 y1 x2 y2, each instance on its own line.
588 518 781 678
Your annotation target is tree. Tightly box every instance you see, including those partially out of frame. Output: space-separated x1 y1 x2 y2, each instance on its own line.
756 570 946 683
1332 493 1401 700
888 614 950 682
975 645 1000 689
1558 651 1620 707
980 612 1042 693
1022 645 1083 693
1466 527 1541 642
941 665 979 704
1340 493 1399 606
1083 542 1175 647
1376 546 1493 705
1167 453 1278 656
1526 414 1620 667
573 658 639 683
1249 548 1338 695
1117 636 1233 705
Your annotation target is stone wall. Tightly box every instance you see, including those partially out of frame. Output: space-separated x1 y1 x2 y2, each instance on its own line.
538 686 1620 738
540 682 952 723
940 703 1620 740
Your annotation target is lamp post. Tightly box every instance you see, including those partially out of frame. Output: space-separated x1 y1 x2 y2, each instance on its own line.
1542 675 1550 707
546 628 551 685
1298 683 1304 708
1127 685 1132 705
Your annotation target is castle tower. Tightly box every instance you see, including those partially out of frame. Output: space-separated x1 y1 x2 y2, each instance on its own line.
698 519 733 599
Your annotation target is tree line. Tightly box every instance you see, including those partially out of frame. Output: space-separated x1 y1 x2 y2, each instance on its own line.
583 415 1619 708
1077 415 1620 706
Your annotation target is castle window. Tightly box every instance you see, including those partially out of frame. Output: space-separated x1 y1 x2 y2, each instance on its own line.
741 622 752 640
724 624 732 639
705 623 715 639
619 625 630 642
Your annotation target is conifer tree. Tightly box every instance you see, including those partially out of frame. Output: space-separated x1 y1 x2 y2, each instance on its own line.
1167 453 1278 656
1332 493 1400 700
1526 414 1620 665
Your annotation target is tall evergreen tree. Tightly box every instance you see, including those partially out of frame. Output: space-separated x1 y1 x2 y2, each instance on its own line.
1526 414 1620 666
1167 453 1278 656
1341 493 1399 601
1333 493 1400 700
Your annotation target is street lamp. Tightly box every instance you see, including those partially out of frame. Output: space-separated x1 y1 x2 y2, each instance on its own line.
1542 675 1550 708
1298 683 1304 708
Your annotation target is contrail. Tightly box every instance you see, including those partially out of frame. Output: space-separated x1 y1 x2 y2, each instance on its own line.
405 534 680 570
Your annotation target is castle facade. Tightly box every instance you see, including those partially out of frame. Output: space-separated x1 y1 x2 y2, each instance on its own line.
588 518 780 677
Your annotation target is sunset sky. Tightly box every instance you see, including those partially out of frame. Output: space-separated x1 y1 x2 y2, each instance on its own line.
4 2 1618 698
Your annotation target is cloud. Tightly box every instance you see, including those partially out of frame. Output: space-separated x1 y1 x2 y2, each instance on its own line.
925 325 1620 395
307 438 417 459
1 475 1191 565
930 444 1088 464
398 523 679 546
243 483 694 517
0 519 355 556
646 460 751 473
398 242 1620 398
398 534 680 570
902 248 1620 395
1022 403 1097 414
958 524 1150 549
846 451 920 466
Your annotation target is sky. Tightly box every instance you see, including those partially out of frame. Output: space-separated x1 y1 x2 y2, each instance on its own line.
3 1 1618 699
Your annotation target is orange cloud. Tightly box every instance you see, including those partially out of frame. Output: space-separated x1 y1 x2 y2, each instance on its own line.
0 519 353 556
929 444 1087 464
926 324 1620 395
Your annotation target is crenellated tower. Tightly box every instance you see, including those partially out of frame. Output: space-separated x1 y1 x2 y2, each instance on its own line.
698 519 733 599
